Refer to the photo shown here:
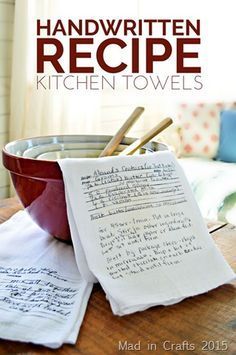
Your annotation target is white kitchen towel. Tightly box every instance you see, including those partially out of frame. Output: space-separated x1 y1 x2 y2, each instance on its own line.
58 152 235 316
0 211 93 348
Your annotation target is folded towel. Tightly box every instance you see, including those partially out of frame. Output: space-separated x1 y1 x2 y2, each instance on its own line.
58 151 235 316
0 211 93 348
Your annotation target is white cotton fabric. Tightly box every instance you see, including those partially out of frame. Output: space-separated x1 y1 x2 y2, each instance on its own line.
0 211 93 348
58 152 235 316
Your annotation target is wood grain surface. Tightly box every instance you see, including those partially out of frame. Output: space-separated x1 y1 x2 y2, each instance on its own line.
0 198 235 355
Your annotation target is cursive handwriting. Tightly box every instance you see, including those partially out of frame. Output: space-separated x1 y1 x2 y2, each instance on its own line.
0 266 80 319
81 162 186 220
79 158 204 279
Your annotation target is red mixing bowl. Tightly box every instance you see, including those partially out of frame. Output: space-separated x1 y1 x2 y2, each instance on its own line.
2 135 167 243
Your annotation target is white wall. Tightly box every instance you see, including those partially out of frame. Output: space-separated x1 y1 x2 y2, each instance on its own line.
0 0 14 198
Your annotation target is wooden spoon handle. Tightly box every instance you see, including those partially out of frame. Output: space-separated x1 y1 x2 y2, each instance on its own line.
119 117 173 156
99 107 144 157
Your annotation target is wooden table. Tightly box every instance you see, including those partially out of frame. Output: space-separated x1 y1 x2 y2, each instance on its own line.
0 198 235 355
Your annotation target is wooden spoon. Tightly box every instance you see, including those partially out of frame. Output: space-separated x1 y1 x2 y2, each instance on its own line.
119 117 173 156
99 107 144 157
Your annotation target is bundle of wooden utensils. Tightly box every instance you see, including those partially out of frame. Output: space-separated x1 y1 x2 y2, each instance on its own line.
99 107 173 157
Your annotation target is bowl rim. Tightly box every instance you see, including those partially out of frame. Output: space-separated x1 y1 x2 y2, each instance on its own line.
2 134 167 162
2 134 168 179
2 134 136 162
